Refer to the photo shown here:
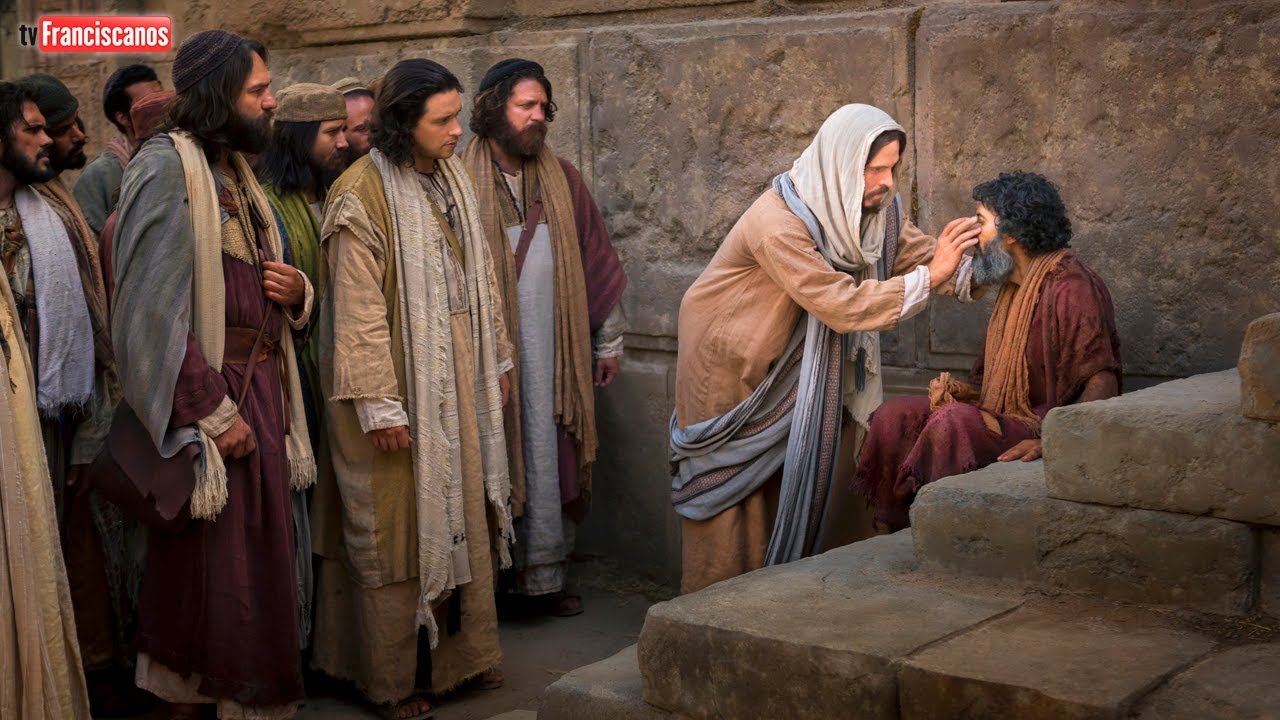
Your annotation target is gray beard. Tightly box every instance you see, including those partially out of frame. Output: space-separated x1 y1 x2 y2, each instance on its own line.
972 237 1015 286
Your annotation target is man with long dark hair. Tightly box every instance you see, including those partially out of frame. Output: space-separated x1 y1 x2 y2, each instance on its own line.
0 78 93 720
857 172 1121 531
311 58 515 719
72 63 161 237
261 82 347 437
15 71 148 716
112 30 315 720
461 59 627 618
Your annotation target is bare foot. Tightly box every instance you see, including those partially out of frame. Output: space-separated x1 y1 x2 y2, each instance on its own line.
386 696 432 719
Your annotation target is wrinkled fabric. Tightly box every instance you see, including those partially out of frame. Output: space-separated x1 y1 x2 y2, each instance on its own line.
856 253 1122 530
0 266 91 720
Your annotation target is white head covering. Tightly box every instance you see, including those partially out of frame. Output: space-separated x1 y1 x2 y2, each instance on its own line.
787 104 904 274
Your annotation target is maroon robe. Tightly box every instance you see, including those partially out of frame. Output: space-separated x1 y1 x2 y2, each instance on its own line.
856 253 1121 531
135 213 303 706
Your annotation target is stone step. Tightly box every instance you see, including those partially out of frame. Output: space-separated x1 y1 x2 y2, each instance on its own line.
540 645 673 720
1132 644 1280 719
898 601 1216 719
637 532 1024 719
1042 369 1280 526
911 460 1258 615
1239 312 1280 422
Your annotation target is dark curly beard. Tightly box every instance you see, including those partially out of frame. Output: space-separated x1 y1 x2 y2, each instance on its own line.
227 110 272 155
492 118 547 159
1 141 55 185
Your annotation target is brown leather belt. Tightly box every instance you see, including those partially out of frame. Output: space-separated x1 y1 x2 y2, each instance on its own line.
224 326 278 364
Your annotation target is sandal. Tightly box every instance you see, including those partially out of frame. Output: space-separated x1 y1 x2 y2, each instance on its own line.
383 695 434 720
548 591 584 617
473 668 504 691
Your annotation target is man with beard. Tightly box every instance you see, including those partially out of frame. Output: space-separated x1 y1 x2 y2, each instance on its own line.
671 105 981 593
112 30 315 720
260 83 348 649
311 58 515 720
856 171 1121 531
0 78 93 720
461 59 626 616
333 77 374 163
16 72 147 716
73 64 162 237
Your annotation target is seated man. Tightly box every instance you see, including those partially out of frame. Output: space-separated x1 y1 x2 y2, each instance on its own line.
856 171 1121 531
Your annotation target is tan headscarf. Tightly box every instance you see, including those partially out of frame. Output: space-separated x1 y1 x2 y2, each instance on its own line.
788 104 904 274
787 104 906 427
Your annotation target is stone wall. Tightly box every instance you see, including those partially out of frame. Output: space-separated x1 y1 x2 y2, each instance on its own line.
5 0 1278 586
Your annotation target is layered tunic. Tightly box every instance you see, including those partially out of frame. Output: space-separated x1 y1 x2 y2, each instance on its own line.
311 152 514 701
674 188 956 593
462 142 627 596
114 136 313 718
72 143 128 238
0 249 91 720
5 177 126 671
857 253 1121 530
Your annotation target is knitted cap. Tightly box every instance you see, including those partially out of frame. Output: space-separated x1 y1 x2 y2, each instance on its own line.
275 83 347 123
478 58 545 94
129 90 175 142
18 74 79 126
172 30 244 94
332 77 368 96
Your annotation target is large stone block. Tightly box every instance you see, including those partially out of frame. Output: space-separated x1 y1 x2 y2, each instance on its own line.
1132 645 1280 720
915 2 1280 377
1043 370 1280 526
579 354 682 586
912 460 1257 615
589 10 916 350
912 460 1046 581
638 532 1023 719
1262 529 1280 617
540 646 672 720
899 604 1215 720
1240 312 1280 422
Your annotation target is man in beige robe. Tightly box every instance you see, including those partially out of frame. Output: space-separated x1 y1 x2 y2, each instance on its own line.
672 104 981 593
311 59 516 720
0 78 92 720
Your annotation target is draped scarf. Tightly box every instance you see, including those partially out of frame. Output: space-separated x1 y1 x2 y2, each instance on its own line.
369 149 513 647
460 141 597 504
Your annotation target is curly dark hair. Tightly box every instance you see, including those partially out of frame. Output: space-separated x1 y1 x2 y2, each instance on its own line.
165 39 266 162
469 68 556 138
972 171 1072 254
103 63 158 133
0 81 38 144
371 59 463 166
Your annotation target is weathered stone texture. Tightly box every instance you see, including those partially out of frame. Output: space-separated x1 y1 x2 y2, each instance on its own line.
912 460 1045 581
1240 312 1280 422
916 2 1280 378
579 355 683 587
913 459 1257 615
637 532 1022 719
540 646 672 720
1262 529 1280 618
1043 370 1280 526
899 605 1216 720
589 11 916 347
1133 645 1280 720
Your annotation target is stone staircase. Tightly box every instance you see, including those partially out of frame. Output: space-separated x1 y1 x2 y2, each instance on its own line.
537 313 1280 719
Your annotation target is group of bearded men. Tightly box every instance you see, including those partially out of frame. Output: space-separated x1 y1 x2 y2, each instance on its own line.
1 28 624 720
0 22 1121 720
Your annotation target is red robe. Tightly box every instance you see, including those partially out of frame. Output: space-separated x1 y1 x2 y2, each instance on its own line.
856 253 1121 531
